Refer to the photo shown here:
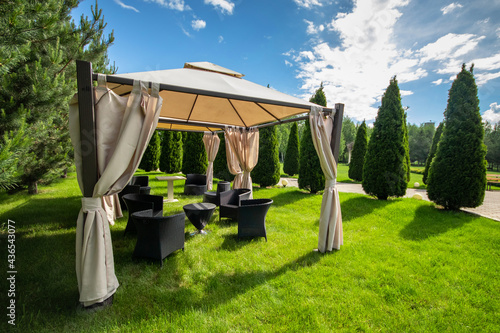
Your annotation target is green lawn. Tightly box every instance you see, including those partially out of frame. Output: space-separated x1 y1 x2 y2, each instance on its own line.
1 172 499 332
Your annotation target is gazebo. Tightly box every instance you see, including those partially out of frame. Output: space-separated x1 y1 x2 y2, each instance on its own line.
70 60 344 308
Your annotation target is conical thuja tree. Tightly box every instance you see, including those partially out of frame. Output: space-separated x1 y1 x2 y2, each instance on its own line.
422 122 444 184
160 131 183 173
213 133 232 181
362 77 408 200
182 132 207 174
427 64 487 210
348 120 368 181
140 130 161 171
253 126 280 187
299 84 326 193
283 122 300 176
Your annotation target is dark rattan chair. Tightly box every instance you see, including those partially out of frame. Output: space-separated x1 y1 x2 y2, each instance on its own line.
131 209 185 266
130 175 151 194
122 194 163 236
118 184 141 211
203 181 231 206
238 199 273 241
219 189 252 221
184 174 207 195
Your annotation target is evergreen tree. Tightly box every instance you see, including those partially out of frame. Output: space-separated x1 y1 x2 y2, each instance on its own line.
299 84 326 193
283 122 300 176
427 65 487 210
213 133 232 181
348 120 368 181
253 126 280 187
182 132 207 174
140 130 161 171
362 77 408 200
485 122 500 170
403 112 411 182
422 122 444 184
159 131 183 173
0 1 114 193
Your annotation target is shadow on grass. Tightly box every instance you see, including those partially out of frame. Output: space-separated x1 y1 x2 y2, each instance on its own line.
341 195 397 222
262 188 314 208
154 250 327 314
399 205 478 241
0 196 81 232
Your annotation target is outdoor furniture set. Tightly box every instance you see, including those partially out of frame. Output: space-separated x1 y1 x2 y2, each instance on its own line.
120 174 273 266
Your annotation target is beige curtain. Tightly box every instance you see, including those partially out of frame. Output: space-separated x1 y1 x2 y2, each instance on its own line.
224 133 243 189
69 75 162 306
203 132 220 191
309 105 343 252
224 127 259 197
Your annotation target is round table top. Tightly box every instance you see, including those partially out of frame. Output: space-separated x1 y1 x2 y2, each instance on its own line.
183 202 216 211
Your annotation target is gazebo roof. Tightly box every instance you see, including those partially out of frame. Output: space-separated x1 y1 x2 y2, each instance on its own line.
99 62 327 132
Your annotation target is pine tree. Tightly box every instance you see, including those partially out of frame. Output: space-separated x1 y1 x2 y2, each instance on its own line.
427 65 487 210
213 133 232 181
182 132 207 174
403 112 411 183
362 77 408 200
283 122 300 176
253 126 280 187
422 122 443 184
159 131 183 173
348 120 368 181
140 131 161 171
299 84 326 193
0 1 114 193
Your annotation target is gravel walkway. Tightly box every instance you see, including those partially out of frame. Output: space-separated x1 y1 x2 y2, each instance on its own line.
280 178 500 222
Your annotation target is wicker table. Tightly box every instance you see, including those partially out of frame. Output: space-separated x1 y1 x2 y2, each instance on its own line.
183 202 216 235
156 176 186 202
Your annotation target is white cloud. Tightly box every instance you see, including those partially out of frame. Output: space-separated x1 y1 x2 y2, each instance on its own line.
145 0 191 11
192 19 206 31
294 0 323 9
114 0 139 12
441 3 463 15
497 27 500 38
204 0 235 14
218 36 224 43
285 60 293 67
291 0 416 121
418 33 485 65
483 102 500 123
304 20 325 35
432 79 444 85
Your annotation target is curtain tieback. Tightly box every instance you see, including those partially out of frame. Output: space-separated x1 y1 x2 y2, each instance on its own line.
82 197 103 212
325 179 337 189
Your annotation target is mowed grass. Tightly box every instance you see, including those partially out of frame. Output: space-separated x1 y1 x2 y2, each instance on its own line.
0 172 499 332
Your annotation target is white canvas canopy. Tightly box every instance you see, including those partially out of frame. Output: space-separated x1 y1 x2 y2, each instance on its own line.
72 60 344 309
104 61 324 131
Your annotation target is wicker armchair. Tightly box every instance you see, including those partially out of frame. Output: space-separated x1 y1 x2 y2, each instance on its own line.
118 184 141 211
219 189 252 221
131 209 185 266
238 199 273 241
203 181 231 206
122 194 163 236
130 175 151 195
184 174 207 195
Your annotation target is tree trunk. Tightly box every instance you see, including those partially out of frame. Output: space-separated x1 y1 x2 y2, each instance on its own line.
28 181 38 194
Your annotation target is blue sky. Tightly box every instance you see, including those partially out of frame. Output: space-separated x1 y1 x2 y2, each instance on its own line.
71 0 500 125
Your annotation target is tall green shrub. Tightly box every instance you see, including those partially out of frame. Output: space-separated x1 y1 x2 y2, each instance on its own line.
253 126 280 187
160 131 183 173
283 122 300 176
348 120 368 181
213 133 232 181
182 132 207 174
140 130 161 171
427 65 487 210
362 77 408 200
422 122 444 184
298 84 327 193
